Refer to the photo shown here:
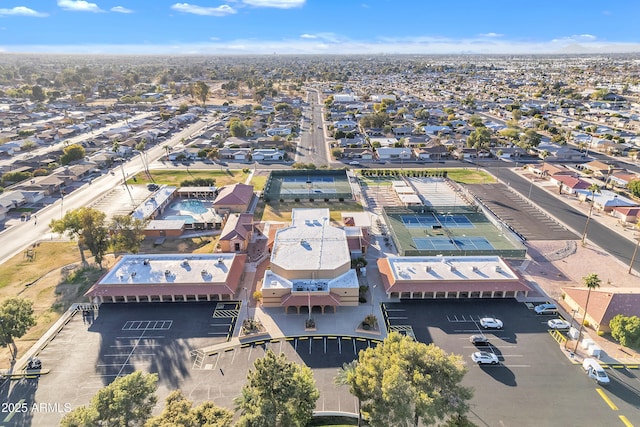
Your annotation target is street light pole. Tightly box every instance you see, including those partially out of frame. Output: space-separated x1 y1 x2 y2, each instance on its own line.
628 237 640 274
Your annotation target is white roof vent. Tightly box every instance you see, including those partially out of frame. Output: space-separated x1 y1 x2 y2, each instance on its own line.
217 257 224 264
495 265 502 272
164 270 171 276
182 259 189 266
472 266 479 272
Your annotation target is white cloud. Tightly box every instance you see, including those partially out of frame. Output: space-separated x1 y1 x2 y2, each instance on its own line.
0 6 49 18
4 34 640 55
300 34 317 39
479 32 503 38
58 0 103 13
111 6 133 14
241 0 305 8
551 34 597 43
171 3 237 16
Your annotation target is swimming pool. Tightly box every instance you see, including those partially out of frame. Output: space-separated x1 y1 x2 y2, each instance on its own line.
169 200 208 215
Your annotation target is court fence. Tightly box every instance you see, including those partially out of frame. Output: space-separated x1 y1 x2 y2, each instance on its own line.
263 169 353 202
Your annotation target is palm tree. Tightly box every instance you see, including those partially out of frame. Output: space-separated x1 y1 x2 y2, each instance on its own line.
572 273 602 353
539 149 550 179
581 183 601 244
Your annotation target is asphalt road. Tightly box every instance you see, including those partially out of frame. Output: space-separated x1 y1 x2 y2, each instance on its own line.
486 166 640 272
295 90 330 166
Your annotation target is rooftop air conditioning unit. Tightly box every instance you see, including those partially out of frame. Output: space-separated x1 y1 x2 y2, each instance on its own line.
425 266 431 272
472 266 479 272
131 271 136 277
143 258 150 265
495 265 502 272
182 259 189 266
217 258 224 264
164 270 171 276
201 269 208 276
450 265 457 272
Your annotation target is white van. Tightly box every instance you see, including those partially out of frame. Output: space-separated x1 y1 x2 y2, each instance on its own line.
582 358 610 385
534 303 557 315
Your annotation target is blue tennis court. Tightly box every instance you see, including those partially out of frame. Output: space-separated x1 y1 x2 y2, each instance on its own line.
282 177 336 183
413 237 494 251
402 214 474 229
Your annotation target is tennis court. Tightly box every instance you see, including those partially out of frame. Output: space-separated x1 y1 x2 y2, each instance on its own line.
263 171 352 200
413 236 494 251
401 214 474 229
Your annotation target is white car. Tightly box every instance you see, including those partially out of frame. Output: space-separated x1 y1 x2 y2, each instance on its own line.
348 161 361 166
479 317 503 329
547 319 571 329
471 351 499 365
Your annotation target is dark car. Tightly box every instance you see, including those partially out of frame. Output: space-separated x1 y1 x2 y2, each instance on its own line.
147 183 159 191
469 335 489 345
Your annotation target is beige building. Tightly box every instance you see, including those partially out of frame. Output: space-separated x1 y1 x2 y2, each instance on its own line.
261 208 360 313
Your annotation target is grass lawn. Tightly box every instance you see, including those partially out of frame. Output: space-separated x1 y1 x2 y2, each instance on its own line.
0 241 112 369
445 168 495 184
255 200 363 223
131 169 250 187
250 173 268 191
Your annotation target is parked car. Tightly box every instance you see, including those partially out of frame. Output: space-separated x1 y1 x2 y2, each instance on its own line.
349 161 361 166
147 183 159 191
469 335 489 345
479 317 503 329
547 319 571 330
471 351 499 365
583 358 610 385
534 303 558 315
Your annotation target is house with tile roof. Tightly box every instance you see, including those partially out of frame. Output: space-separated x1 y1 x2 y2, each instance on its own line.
213 183 254 214
562 287 640 332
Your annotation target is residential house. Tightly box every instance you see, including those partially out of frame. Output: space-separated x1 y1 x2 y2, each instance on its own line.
610 206 640 224
218 147 251 162
414 144 449 161
376 147 412 161
576 189 638 213
266 126 292 137
549 175 592 195
342 148 374 161
252 149 285 162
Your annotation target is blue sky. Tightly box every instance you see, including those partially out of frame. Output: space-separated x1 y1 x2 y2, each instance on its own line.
1 0 639 54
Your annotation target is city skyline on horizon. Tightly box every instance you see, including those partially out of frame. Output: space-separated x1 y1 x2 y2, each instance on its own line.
1 0 640 55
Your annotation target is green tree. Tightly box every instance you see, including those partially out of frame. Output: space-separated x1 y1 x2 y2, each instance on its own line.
609 314 640 348
340 332 472 427
466 127 492 150
581 183 601 244
229 119 247 138
628 180 640 198
1 171 31 185
49 207 108 267
145 390 233 427
234 350 319 427
61 372 158 427
573 273 602 353
60 143 86 165
110 215 145 255
191 81 209 107
30 85 46 102
519 129 542 149
0 298 36 360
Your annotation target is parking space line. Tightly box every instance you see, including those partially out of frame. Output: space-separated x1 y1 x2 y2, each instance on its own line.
596 388 619 411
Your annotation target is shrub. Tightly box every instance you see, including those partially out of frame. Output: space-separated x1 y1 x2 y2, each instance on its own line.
609 314 640 348
305 318 315 329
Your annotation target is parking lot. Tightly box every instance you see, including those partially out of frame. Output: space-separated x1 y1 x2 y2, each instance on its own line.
467 183 577 241
1 302 239 427
383 299 639 426
2 299 638 427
